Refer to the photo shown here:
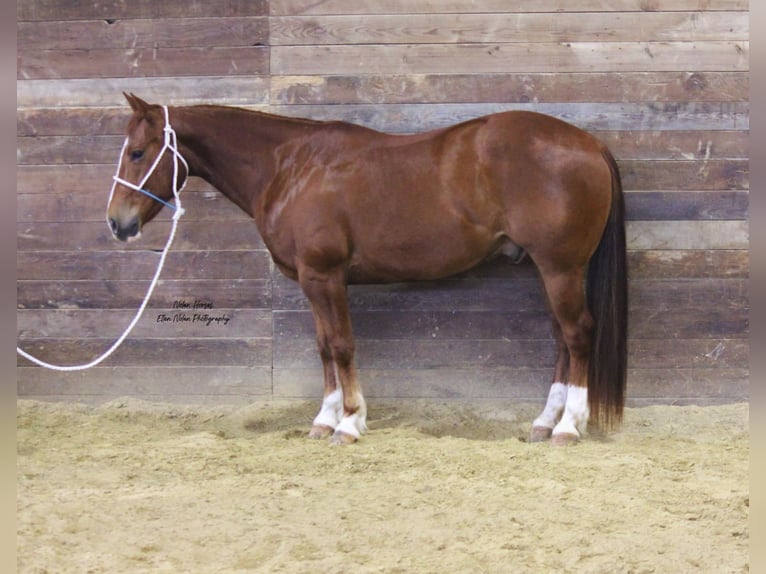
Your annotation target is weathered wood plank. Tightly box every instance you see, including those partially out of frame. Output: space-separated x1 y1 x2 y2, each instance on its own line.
15 188 751 224
16 251 271 281
20 267 749 315
17 77 271 109
625 368 749 400
19 336 750 378
274 276 546 313
16 252 749 314
275 338 555 370
15 168 749 219
629 338 749 369
18 279 273 310
16 147 750 197
16 218 749 253
18 46 269 80
274 309 552 341
451 250 749 280
17 338 271 367
598 131 748 161
626 220 748 250
17 188 248 222
17 165 216 195
455 250 751 280
18 370 747 405
270 13 748 46
273 366 552 399
17 135 131 164
273 302 748 342
272 366 748 401
274 337 749 370
271 72 749 104
271 42 749 75
271 0 749 17
17 220 267 251
19 362 749 403
17 367 273 401
18 17 268 51
266 103 749 133
16 163 749 219
619 159 748 190
274 274 747 313
625 191 748 220
19 0 269 21
629 304 748 339
15 129 749 164
17 308 272 339
627 250 749 279
18 71 747 110
629 279 749 313
17 111 751 161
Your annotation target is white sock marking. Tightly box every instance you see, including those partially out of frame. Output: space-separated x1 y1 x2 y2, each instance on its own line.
313 388 343 429
553 385 590 438
335 396 368 439
533 382 568 429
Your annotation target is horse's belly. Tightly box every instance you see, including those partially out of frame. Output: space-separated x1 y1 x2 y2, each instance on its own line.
346 223 502 284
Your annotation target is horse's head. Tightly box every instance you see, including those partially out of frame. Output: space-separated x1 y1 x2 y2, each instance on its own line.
106 93 187 242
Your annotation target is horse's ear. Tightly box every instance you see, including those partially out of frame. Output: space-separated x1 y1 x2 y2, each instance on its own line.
123 92 150 115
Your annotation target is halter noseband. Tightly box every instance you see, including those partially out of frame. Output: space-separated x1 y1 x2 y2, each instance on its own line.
108 105 188 221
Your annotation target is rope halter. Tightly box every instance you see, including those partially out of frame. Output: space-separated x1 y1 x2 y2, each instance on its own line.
108 105 188 222
17 105 189 371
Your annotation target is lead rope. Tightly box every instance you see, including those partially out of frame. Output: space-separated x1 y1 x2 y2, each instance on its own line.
17 105 187 371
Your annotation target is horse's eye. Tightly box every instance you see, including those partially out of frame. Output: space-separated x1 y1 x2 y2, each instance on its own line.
130 149 144 161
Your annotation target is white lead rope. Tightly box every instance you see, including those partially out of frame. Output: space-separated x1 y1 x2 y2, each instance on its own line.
17 106 187 371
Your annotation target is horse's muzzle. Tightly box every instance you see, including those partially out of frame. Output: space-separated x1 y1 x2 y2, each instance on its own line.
109 216 141 242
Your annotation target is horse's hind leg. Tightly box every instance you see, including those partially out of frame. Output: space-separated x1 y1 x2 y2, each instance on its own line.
529 319 569 442
535 267 594 445
299 265 367 444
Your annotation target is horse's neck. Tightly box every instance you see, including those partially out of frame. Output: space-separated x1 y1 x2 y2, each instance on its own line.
174 106 315 216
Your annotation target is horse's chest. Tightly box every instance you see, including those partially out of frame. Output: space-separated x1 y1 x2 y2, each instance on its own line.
257 177 338 266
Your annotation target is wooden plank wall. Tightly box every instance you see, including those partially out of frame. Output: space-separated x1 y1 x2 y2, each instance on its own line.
17 0 749 406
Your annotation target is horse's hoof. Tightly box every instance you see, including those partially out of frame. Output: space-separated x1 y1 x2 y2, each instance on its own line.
551 432 580 446
308 425 334 440
529 426 553 442
329 430 358 446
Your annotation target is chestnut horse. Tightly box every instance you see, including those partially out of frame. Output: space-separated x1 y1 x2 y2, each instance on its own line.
107 93 627 445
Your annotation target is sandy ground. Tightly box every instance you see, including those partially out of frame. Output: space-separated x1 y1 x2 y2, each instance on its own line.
17 398 748 574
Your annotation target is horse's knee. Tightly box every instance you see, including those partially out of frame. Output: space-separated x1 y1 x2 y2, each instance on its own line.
316 335 332 362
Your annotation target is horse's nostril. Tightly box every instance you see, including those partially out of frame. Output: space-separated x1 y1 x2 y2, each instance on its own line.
109 216 140 241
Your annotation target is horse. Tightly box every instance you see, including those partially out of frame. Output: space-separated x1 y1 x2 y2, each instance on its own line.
107 93 627 446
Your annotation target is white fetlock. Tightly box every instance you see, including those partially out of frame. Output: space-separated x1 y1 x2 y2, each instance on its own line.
532 381 568 430
551 385 589 441
334 399 368 440
313 388 343 430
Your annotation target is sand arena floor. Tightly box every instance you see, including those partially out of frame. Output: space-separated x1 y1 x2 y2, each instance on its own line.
17 398 748 573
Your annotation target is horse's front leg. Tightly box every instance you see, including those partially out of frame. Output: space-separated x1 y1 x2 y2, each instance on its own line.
307 322 343 439
299 265 367 444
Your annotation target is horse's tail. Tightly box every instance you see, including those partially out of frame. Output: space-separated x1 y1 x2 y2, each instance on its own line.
587 148 628 430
